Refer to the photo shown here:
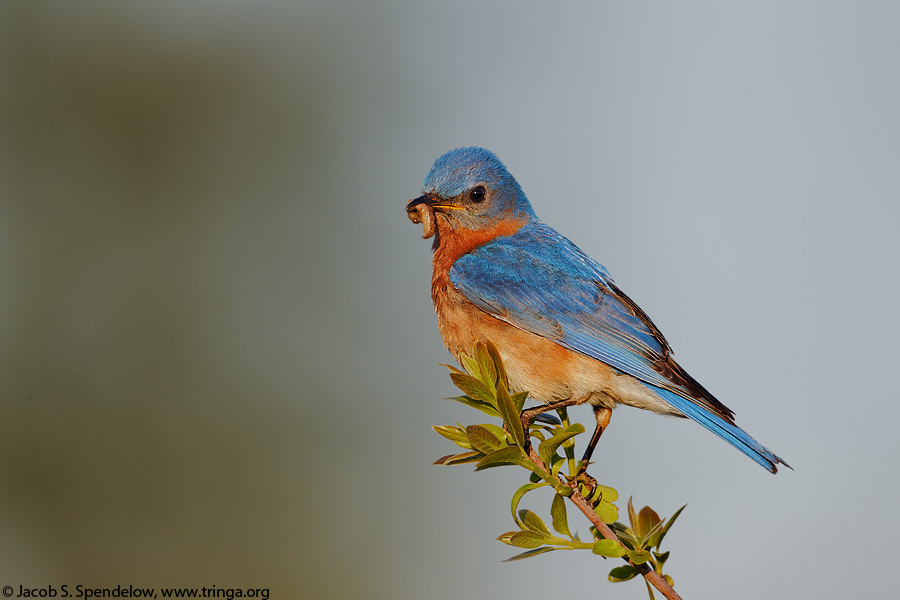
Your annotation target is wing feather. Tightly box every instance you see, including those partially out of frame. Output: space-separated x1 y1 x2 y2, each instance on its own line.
449 221 734 422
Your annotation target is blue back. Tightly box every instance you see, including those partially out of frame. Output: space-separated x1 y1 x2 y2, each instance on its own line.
451 220 681 397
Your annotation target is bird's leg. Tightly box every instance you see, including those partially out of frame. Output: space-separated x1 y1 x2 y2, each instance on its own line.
579 405 612 470
520 396 589 455
569 406 612 503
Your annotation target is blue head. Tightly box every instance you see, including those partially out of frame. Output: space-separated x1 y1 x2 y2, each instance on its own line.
406 148 536 242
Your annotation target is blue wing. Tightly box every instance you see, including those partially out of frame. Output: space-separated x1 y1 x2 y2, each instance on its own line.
450 220 788 472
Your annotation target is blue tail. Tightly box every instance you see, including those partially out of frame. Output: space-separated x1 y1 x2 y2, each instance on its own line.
645 384 790 473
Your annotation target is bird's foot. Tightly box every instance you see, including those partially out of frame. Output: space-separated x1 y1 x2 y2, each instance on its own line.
567 464 601 506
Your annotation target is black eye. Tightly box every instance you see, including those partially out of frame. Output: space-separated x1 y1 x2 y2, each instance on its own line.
470 186 486 203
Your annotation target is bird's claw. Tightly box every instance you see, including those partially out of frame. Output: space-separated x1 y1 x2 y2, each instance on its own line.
567 467 601 506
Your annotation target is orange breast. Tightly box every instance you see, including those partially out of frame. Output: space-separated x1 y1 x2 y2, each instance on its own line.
431 272 621 405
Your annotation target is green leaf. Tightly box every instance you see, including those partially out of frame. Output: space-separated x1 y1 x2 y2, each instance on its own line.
445 395 500 418
554 482 574 497
592 539 627 558
480 422 508 443
432 425 472 449
627 549 651 565
595 500 619 524
609 521 629 535
550 494 570 537
484 340 508 387
565 422 586 435
642 518 667 549
627 496 638 531
510 482 547 527
611 526 637 550
449 372 496 406
506 530 551 549
653 550 670 566
496 531 517 544
511 391 529 414
503 547 559 562
537 441 553 468
460 352 481 379
594 484 618 503
656 504 686 550
474 342 498 388
440 363 465 375
608 565 639 582
465 424 504 454
433 451 484 465
636 505 660 539
519 510 551 535
550 453 566 477
475 446 526 470
529 471 542 483
538 424 585 467
496 378 525 447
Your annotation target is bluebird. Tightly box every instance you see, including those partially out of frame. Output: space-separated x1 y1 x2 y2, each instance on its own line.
407 147 788 473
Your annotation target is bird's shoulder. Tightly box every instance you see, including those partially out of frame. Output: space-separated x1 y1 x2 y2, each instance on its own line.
451 220 611 284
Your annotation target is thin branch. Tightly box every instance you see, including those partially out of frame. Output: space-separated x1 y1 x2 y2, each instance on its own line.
526 448 683 600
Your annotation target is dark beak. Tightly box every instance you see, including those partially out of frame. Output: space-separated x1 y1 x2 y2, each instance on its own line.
405 193 433 213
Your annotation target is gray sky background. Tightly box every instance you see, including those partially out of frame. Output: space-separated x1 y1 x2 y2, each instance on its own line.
2 2 898 598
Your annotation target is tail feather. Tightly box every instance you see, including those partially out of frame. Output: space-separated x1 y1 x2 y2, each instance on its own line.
646 384 790 474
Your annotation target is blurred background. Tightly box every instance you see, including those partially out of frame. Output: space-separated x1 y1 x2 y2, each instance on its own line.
1 1 898 598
